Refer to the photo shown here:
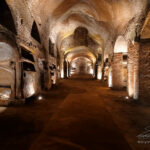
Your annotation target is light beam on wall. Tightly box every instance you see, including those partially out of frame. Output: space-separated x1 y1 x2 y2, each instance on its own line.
90 68 94 74
97 66 102 80
108 67 112 88
61 69 64 78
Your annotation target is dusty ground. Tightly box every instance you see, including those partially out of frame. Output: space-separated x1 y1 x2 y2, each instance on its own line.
0 75 150 150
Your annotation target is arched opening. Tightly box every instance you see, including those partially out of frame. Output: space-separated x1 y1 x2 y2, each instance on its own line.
0 0 17 34
31 21 41 43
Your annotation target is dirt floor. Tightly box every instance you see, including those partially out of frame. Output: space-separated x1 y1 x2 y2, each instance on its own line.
0 75 150 150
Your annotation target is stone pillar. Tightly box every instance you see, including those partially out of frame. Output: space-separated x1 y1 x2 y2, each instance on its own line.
128 42 139 99
112 53 123 89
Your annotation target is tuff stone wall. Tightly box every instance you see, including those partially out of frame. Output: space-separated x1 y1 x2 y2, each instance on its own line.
112 53 123 89
139 42 150 100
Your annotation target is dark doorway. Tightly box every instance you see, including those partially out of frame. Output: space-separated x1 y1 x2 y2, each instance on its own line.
31 21 41 43
0 0 17 34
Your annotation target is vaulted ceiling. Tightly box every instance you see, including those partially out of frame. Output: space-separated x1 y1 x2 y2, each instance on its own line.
4 0 150 63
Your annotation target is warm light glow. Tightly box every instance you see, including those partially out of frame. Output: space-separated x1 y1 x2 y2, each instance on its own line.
97 66 102 80
125 96 129 100
27 83 35 97
61 70 64 78
108 68 112 88
38 95 43 100
0 107 7 113
90 68 94 74
2 94 10 99
128 67 134 98
133 70 139 100
60 31 74 40
60 32 103 46
19 43 36 54
0 89 11 100
64 46 96 63
128 80 134 98
89 34 102 45
97 72 102 80
71 62 76 68
53 78 56 84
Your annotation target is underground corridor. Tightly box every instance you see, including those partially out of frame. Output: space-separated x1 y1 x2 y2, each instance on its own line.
0 0 150 150
0 74 149 150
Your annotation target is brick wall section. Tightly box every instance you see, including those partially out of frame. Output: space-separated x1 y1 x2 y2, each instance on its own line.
112 53 123 89
139 42 150 100
128 42 139 99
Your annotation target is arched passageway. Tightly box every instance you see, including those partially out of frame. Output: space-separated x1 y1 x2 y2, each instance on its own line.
0 1 150 150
